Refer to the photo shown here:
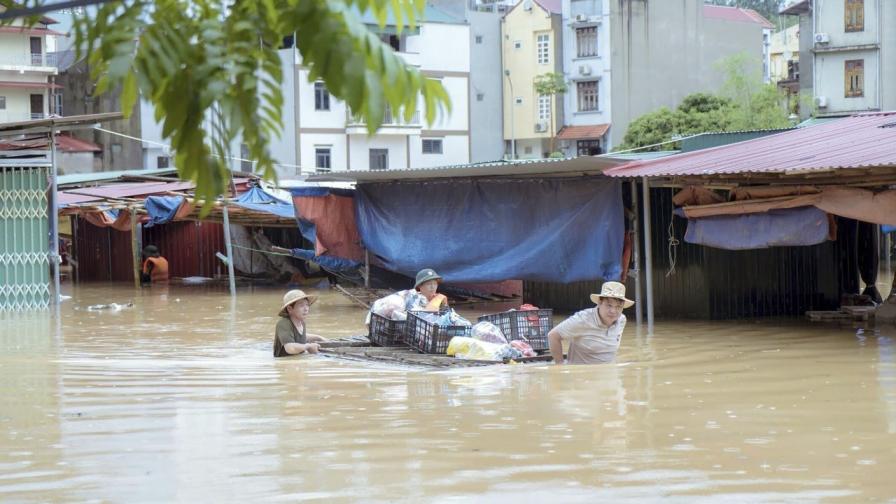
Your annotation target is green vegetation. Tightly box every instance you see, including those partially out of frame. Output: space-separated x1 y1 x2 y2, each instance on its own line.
616 53 792 152
533 72 568 154
8 0 450 206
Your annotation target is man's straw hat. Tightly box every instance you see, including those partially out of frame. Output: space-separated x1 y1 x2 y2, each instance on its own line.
279 289 317 316
589 281 634 309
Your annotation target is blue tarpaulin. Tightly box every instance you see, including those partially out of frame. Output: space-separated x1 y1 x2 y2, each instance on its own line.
233 186 295 220
143 195 184 228
684 206 829 250
287 248 361 272
355 177 624 283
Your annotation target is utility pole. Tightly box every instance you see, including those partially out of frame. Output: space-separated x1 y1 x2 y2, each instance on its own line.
504 69 516 159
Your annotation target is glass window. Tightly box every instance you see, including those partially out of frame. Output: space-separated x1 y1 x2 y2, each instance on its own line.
314 82 329 110
315 147 331 172
577 80 598 111
845 59 864 97
240 143 252 172
422 139 443 154
845 0 864 32
369 148 388 170
157 156 170 169
577 140 601 156
537 95 550 121
475 35 483 44
0 96 6 110
576 27 597 57
536 34 550 64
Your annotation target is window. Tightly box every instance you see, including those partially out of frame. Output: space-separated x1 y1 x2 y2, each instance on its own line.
524 146 533 154
422 139 443 154
537 95 550 121
577 140 601 156
240 143 253 171
576 27 597 57
515 97 523 105
369 148 388 170
536 33 550 64
845 0 864 32
0 96 6 110
314 82 329 110
514 40 522 49
475 35 483 44
577 80 599 111
845 59 864 97
476 92 485 101
315 147 331 172
157 156 170 169
380 33 401 51
52 93 62 116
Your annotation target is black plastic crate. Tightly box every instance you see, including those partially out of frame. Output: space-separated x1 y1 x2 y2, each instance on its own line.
368 312 407 346
406 311 471 354
477 309 553 351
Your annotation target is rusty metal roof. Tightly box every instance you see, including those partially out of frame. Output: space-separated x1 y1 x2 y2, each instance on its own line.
604 112 896 178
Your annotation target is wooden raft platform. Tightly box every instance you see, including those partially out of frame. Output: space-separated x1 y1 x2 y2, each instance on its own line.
319 336 553 369
806 305 877 322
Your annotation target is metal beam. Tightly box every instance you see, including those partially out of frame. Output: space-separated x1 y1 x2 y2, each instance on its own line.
49 126 61 305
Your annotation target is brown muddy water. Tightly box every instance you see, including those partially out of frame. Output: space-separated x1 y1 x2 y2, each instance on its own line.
2 283 896 503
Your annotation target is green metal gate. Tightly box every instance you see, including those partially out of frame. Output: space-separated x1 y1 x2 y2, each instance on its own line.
0 165 50 311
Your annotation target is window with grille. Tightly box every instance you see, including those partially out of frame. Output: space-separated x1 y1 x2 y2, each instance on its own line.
845 59 864 97
315 147 331 171
577 80 598 111
369 148 388 170
157 156 170 169
314 82 329 110
536 34 550 64
577 140 601 156
422 139 443 154
576 27 597 57
537 95 550 120
845 0 864 32
0 96 5 110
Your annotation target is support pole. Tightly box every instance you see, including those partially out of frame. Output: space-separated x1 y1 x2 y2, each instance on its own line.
364 248 370 288
630 181 643 325
49 126 61 305
131 207 140 288
886 229 892 294
222 205 236 296
641 177 654 329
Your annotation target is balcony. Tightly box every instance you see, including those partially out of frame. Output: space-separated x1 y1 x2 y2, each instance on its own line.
346 107 422 135
0 53 58 72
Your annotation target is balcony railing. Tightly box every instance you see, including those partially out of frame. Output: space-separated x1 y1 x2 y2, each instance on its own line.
0 53 57 68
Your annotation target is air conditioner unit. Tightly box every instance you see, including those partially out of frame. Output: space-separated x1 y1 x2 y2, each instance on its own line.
578 65 592 76
815 95 828 108
814 32 830 44
535 121 548 132
574 13 587 22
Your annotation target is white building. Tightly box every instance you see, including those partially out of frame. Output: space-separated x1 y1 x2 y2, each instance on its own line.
0 14 61 123
295 7 471 175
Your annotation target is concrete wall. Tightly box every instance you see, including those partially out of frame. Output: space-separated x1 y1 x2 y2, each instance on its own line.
769 24 800 82
57 58 144 172
58 152 100 175
814 49 880 113
798 11 815 103
468 10 505 162
607 0 764 149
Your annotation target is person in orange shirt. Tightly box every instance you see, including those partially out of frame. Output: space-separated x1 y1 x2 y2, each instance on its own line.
141 245 169 285
414 268 448 311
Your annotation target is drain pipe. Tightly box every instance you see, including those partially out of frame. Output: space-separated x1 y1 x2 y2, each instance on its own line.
641 177 654 329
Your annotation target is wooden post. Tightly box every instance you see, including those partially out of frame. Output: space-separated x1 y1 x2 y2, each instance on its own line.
222 205 236 296
630 181 642 326
641 177 654 330
131 206 140 288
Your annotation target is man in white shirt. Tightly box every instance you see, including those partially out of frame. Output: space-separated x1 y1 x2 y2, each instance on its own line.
548 281 634 365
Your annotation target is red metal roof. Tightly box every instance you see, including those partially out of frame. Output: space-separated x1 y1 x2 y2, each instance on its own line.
557 124 610 140
0 26 64 36
604 112 896 178
0 81 62 89
0 134 101 152
534 0 562 14
703 5 774 29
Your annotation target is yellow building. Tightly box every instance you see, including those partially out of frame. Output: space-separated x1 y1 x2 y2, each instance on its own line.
769 24 800 84
501 0 563 159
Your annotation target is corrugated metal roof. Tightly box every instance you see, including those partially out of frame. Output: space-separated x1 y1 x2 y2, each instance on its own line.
306 156 632 183
703 5 774 28
604 111 896 178
58 168 179 187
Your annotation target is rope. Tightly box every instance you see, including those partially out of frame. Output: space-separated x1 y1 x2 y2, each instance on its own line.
229 244 291 256
665 207 680 277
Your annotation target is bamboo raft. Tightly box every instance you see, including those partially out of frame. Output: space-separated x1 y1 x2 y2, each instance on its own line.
319 336 553 369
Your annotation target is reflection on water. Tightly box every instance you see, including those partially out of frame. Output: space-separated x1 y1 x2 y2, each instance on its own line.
2 284 896 502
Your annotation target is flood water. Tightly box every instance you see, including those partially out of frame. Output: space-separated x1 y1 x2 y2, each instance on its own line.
2 283 896 503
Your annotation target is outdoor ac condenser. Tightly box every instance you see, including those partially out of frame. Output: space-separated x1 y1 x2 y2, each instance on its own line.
535 121 548 132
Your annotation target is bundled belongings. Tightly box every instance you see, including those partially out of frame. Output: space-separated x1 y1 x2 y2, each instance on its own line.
446 336 524 361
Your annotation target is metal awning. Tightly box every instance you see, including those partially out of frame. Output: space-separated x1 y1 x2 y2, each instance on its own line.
0 112 125 136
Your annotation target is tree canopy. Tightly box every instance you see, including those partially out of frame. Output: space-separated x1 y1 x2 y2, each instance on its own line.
615 53 792 152
8 0 450 204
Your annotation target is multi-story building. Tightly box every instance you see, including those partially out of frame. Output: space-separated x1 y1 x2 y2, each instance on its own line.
0 14 61 123
551 0 773 155
781 0 895 118
770 24 801 83
501 0 564 159
293 6 471 174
